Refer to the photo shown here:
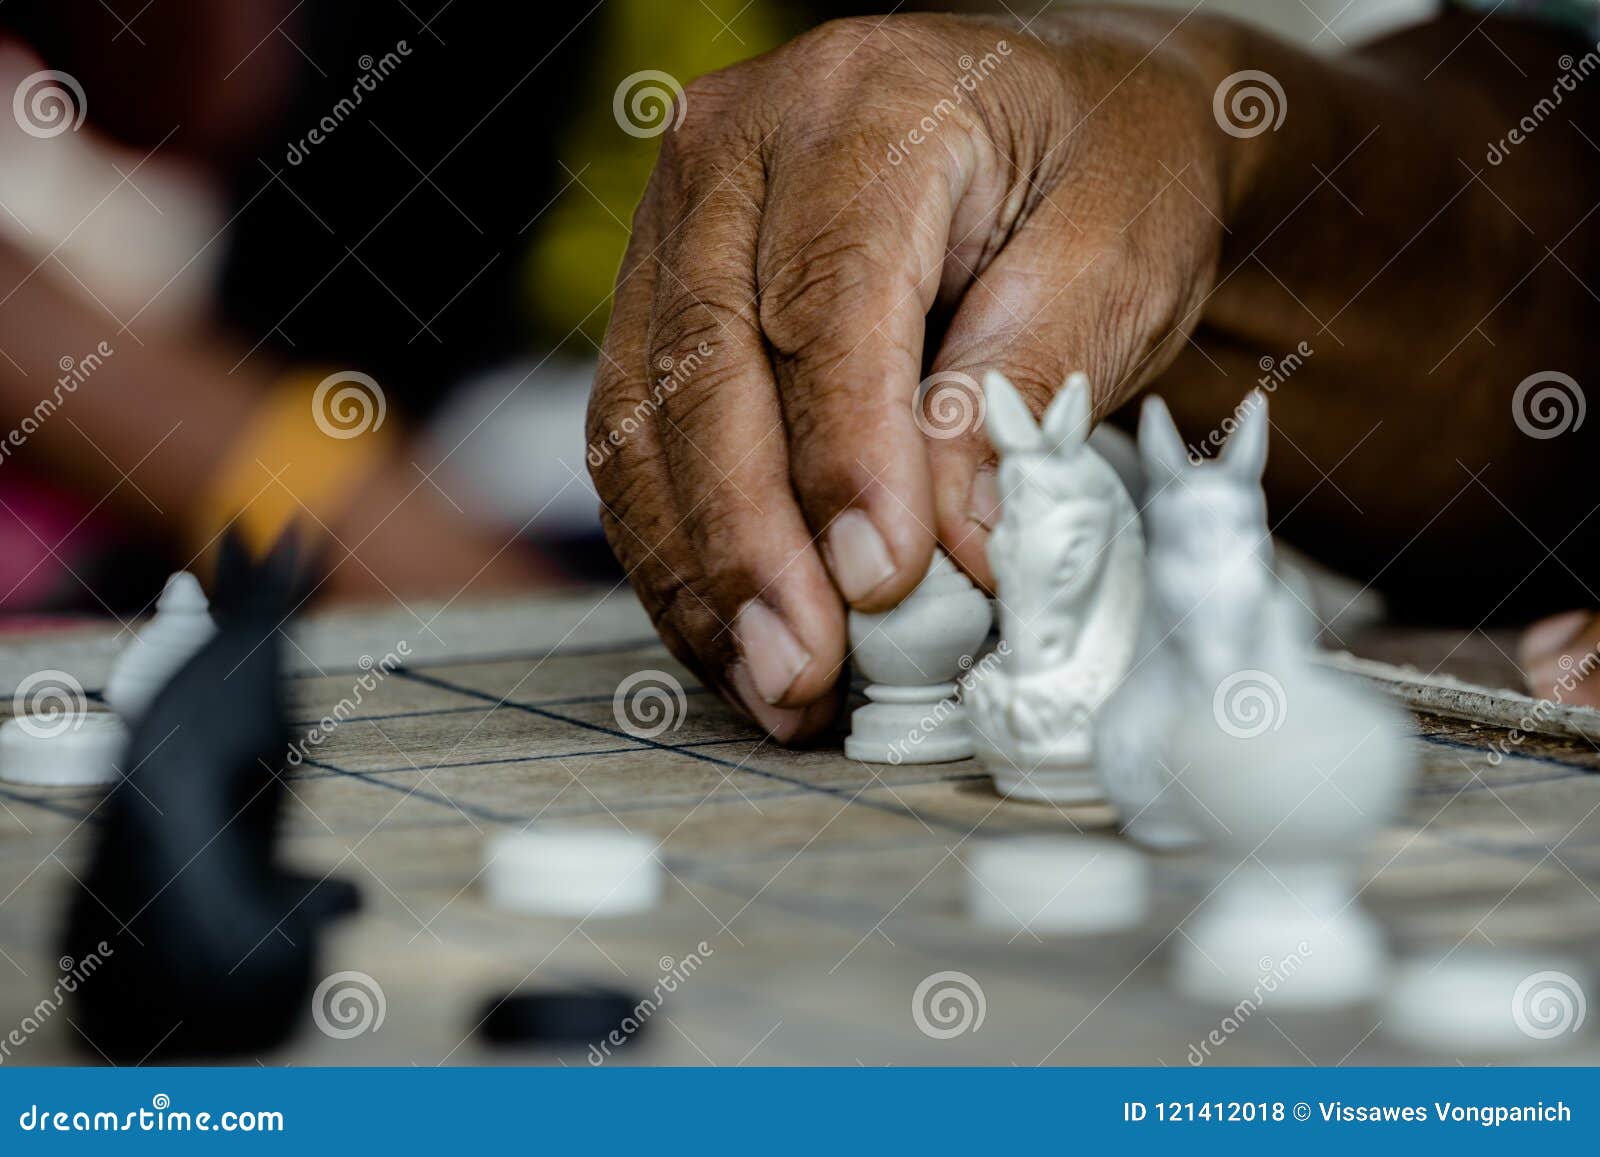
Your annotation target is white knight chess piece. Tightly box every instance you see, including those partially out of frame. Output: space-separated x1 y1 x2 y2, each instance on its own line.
1109 396 1417 1005
1094 391 1279 848
965 372 1143 802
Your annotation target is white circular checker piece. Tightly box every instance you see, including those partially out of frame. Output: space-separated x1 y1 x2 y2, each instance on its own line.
967 835 1148 935
1383 953 1591 1055
484 827 661 917
0 713 128 786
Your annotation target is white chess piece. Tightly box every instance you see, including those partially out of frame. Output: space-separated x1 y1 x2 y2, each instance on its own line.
964 372 1143 802
1094 392 1278 848
844 551 993 764
1169 660 1414 1008
105 572 218 721
1123 394 1414 1003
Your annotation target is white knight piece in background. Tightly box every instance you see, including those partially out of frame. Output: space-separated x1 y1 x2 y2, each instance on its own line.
1094 392 1278 848
966 372 1143 802
1109 397 1420 1006
844 551 993 764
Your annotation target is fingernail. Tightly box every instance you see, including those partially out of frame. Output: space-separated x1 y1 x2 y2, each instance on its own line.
967 465 1002 530
822 509 896 603
1519 610 1590 667
728 663 809 742
734 599 811 704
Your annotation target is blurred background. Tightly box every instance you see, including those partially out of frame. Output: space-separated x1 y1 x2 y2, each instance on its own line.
0 0 1437 618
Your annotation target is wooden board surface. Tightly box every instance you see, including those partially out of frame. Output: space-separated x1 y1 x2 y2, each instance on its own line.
1 589 1597 1066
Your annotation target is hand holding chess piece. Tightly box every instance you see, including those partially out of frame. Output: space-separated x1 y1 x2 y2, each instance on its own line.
965 372 1143 802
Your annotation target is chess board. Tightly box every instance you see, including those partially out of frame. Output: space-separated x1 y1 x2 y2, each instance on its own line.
1 587 1597 1066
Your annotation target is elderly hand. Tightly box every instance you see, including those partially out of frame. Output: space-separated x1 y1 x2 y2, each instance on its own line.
587 11 1266 739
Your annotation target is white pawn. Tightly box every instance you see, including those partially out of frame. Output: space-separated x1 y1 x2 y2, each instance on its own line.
844 551 993 764
105 572 218 722
964 372 1144 802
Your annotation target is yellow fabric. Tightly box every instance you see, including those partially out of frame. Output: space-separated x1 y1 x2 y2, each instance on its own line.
524 0 792 347
190 370 395 561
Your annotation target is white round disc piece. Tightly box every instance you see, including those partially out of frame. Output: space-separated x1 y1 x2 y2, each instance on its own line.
0 714 128 786
967 836 1148 935
484 827 660 917
1383 953 1591 1056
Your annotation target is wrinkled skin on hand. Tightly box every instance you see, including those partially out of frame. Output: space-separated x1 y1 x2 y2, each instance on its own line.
588 13 1227 740
590 10 1600 735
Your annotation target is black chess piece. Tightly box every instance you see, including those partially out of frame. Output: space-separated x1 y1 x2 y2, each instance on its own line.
61 530 360 1061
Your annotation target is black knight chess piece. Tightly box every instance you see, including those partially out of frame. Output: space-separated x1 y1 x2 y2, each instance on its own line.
61 531 360 1061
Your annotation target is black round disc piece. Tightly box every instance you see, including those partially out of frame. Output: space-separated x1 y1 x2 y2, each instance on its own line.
477 989 645 1048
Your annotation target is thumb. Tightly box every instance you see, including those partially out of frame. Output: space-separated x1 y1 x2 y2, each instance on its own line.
922 225 1195 588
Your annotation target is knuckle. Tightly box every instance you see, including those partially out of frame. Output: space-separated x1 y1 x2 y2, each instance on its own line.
759 237 901 357
999 345 1071 410
785 410 894 513
786 398 872 459
1105 240 1191 363
689 502 755 576
779 17 958 111
659 67 763 165
651 290 747 356
787 17 896 75
659 365 734 433
585 374 663 488
677 70 744 123
592 453 664 531
598 503 719 658
1073 228 1141 282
